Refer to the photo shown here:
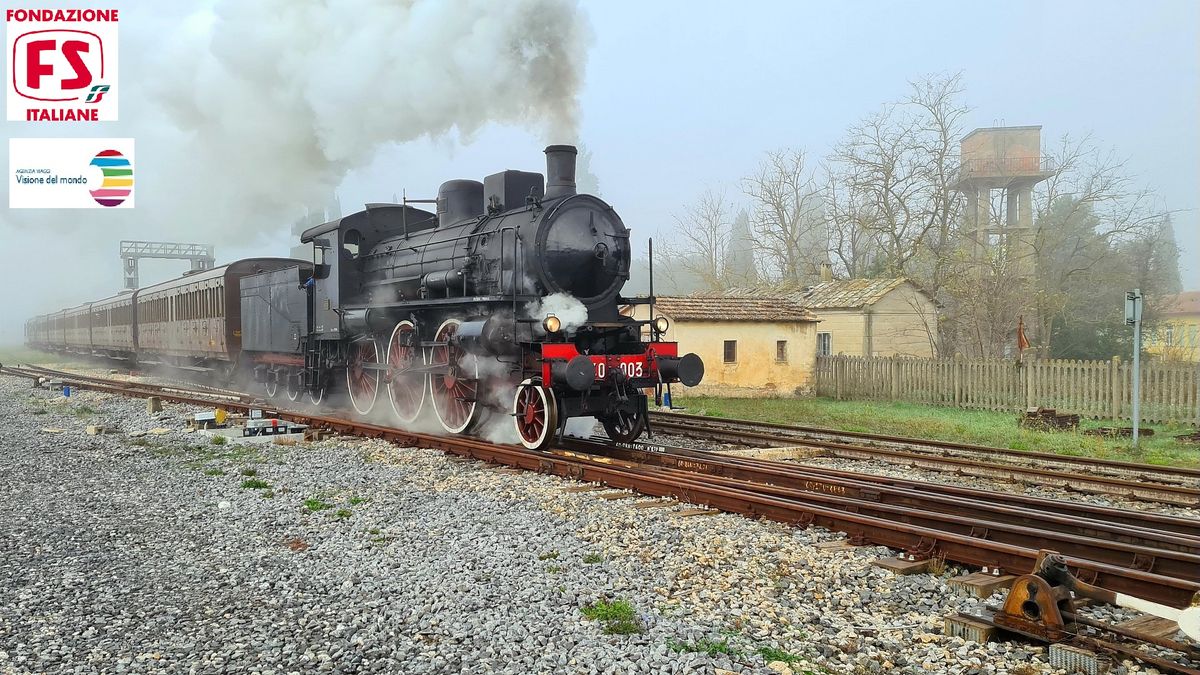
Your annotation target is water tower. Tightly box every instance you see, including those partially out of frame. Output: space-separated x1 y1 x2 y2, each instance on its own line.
954 126 1055 274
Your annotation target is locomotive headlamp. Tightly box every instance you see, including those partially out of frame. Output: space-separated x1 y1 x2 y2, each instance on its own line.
543 314 562 334
653 316 670 333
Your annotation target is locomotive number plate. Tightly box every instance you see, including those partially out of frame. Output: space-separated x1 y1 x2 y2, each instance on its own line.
592 356 646 380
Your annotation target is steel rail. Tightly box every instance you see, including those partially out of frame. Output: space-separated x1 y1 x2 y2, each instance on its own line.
589 437 1200 539
557 441 1200 558
3 365 1198 609
650 411 1200 483
651 417 1200 507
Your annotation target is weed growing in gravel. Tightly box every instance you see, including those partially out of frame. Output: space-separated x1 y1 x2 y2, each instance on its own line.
349 496 367 505
241 478 271 489
667 638 738 657
582 553 603 564
210 435 227 446
581 599 642 635
203 468 225 476
757 646 801 663
333 509 352 520
128 437 152 447
262 490 275 499
545 565 562 574
71 405 97 417
538 551 560 560
368 528 380 535
30 408 47 415
304 498 333 512
240 467 257 477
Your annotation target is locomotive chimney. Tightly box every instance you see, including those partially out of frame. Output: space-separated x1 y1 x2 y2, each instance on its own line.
544 145 577 199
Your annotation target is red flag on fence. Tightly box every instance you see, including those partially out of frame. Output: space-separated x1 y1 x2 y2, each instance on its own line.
1017 315 1031 352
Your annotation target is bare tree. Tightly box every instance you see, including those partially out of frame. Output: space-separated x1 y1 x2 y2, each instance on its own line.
742 148 828 284
827 73 967 285
658 189 737 292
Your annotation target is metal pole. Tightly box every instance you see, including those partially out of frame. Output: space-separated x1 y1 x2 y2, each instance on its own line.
1130 289 1142 448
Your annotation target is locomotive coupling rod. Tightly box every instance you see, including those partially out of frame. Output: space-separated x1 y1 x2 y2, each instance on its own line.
1035 549 1200 640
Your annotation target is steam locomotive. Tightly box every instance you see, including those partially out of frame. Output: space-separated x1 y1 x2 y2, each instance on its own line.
25 145 704 449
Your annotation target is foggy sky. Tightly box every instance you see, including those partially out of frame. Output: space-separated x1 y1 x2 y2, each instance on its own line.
2 0 1196 344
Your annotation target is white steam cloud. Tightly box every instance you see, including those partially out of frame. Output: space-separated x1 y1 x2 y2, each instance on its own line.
526 293 589 335
153 0 592 239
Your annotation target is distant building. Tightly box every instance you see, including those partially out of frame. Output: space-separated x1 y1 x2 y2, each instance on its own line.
792 278 938 358
625 296 820 397
1146 291 1200 362
715 277 939 358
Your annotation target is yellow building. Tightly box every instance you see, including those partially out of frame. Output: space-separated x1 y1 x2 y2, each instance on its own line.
1147 291 1200 362
627 296 820 397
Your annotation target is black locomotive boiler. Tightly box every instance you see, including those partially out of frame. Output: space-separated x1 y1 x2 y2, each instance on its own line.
245 145 704 448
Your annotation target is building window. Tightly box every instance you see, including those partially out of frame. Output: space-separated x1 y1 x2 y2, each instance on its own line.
723 340 737 363
776 340 788 362
817 332 832 356
1165 325 1174 346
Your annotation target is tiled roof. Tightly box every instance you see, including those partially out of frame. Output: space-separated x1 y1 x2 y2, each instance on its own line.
1159 291 1200 317
652 296 818 323
713 278 917 309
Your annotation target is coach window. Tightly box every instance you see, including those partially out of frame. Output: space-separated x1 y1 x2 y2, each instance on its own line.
776 340 788 363
817 332 832 357
723 340 737 364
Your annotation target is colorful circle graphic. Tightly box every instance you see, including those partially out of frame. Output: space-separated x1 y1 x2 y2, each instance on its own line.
89 149 133 207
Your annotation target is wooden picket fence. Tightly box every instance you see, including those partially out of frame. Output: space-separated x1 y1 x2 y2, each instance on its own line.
814 355 1200 424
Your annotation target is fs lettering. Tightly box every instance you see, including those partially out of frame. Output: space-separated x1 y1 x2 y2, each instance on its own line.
13 30 105 102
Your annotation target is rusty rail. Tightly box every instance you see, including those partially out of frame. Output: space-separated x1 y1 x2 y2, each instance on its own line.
650 415 1200 507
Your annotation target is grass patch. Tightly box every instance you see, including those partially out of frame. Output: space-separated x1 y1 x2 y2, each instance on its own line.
349 496 368 505
757 646 802 663
538 551 560 561
240 467 257 477
128 437 152 447
71 405 97 417
30 408 47 415
262 490 275 499
333 508 352 520
667 638 738 657
304 498 333 512
546 565 562 573
679 396 1200 468
203 467 225 476
241 478 271 489
582 553 603 564
210 435 228 446
581 599 642 635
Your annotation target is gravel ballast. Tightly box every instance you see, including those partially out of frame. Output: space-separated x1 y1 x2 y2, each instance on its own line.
0 373 1184 674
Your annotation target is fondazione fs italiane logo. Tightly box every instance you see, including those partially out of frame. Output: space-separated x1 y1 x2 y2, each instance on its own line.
9 138 135 208
5 8 120 121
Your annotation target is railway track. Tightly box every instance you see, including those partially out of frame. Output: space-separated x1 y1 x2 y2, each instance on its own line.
648 412 1200 507
3 362 1198 611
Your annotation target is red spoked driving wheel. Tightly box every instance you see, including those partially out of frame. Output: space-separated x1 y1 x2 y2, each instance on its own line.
386 320 426 424
429 319 480 434
346 339 380 416
513 379 558 450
